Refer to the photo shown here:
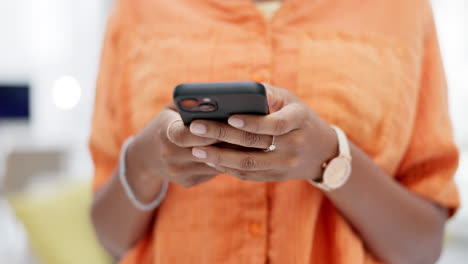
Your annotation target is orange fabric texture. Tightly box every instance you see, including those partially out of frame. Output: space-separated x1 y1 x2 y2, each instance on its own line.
89 0 460 263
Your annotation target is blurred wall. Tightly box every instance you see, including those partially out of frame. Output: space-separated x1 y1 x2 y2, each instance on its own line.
0 0 112 177
432 0 468 149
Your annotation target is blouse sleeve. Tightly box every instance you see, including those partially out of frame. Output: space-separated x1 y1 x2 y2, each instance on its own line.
89 1 129 192
396 5 460 217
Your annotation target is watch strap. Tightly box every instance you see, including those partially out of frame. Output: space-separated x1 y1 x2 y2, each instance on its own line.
331 125 350 158
307 178 331 191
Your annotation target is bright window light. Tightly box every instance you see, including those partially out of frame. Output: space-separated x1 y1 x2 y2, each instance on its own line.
52 75 81 110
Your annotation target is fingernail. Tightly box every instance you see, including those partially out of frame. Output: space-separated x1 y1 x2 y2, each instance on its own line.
228 117 244 128
190 123 206 135
192 148 207 159
206 162 215 167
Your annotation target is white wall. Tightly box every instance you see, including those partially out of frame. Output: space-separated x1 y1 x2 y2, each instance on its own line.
432 0 468 149
0 0 31 79
0 0 111 177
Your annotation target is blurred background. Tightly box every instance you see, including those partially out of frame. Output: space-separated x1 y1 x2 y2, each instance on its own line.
0 0 466 263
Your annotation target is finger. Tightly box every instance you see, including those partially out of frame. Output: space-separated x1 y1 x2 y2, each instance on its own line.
168 162 219 177
162 143 217 166
191 146 279 171
227 102 306 135
168 162 219 188
206 162 227 173
189 120 273 149
263 83 299 111
166 118 219 147
220 167 286 182
177 173 217 188
161 143 193 163
189 174 216 185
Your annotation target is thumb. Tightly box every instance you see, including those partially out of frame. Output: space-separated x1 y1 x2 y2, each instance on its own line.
262 83 298 112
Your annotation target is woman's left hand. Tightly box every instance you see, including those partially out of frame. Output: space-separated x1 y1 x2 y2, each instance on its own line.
189 84 338 182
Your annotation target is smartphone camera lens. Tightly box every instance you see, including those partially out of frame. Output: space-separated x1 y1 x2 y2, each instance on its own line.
198 103 217 112
179 98 199 111
179 98 217 112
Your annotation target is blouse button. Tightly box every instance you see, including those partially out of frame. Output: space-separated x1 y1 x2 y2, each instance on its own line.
249 223 261 236
251 73 264 83
251 70 269 83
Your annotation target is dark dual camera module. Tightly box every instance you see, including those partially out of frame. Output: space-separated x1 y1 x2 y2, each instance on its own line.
178 97 218 112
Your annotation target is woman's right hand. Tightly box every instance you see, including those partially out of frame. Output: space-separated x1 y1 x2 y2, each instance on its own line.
125 105 220 202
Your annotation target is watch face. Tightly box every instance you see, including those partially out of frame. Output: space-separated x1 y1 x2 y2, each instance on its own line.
323 157 351 189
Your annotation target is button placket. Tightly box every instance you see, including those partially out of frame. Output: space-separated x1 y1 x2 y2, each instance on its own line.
249 222 262 236
239 181 269 264
249 20 272 84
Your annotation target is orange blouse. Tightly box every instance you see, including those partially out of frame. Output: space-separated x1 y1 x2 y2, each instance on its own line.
90 0 460 263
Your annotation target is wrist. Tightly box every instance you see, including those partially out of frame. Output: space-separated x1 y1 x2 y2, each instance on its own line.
125 136 165 203
322 124 340 163
310 121 339 181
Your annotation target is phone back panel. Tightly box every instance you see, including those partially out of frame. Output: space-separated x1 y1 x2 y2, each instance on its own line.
173 82 269 125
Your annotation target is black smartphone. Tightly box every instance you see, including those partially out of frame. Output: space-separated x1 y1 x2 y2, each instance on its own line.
173 81 269 125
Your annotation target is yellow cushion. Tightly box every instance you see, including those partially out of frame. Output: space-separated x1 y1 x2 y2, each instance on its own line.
7 182 112 264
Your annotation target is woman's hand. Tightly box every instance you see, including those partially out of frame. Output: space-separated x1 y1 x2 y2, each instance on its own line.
126 105 220 200
188 84 338 182
92 104 222 258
